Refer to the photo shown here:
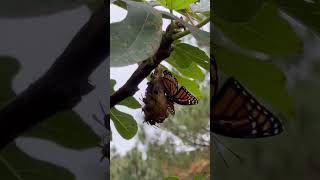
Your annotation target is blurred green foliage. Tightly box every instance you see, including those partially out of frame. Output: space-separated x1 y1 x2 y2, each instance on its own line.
213 0 320 180
110 85 210 180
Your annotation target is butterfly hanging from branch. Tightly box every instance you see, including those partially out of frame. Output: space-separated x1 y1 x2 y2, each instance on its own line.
210 55 283 138
161 70 198 115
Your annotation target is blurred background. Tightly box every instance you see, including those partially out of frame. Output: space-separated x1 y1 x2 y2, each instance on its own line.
213 1 320 180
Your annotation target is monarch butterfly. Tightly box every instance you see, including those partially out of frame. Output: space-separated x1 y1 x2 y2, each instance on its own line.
211 55 283 138
161 70 198 115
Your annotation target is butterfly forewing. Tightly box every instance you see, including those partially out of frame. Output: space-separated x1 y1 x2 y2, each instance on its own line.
162 70 179 96
211 78 283 138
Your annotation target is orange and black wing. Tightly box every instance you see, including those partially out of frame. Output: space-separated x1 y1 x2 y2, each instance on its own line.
211 78 283 138
174 86 198 105
162 70 179 97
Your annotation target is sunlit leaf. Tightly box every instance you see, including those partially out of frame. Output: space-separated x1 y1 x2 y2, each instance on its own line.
168 61 205 81
168 43 209 70
120 97 141 109
111 0 163 67
158 0 197 10
110 79 116 94
110 108 138 139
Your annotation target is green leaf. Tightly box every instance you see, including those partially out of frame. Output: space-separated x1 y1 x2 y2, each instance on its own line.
168 61 205 81
163 177 180 180
158 0 197 10
193 175 206 180
168 43 209 70
110 79 141 109
213 0 263 22
215 48 295 118
120 97 141 109
0 57 74 179
0 57 19 108
110 0 163 67
24 111 100 149
274 0 320 34
110 79 116 94
0 144 74 180
86 0 103 11
215 2 303 56
0 0 88 17
172 72 202 98
110 108 138 139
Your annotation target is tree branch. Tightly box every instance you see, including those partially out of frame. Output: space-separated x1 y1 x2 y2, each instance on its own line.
110 26 174 108
0 3 108 149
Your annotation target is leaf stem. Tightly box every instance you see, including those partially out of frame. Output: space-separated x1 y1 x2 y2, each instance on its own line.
0 154 23 180
172 17 210 40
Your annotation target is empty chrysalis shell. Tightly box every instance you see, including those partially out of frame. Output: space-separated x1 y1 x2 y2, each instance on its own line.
142 68 170 125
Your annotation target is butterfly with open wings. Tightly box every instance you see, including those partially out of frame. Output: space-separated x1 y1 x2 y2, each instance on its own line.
210 55 283 138
161 70 198 115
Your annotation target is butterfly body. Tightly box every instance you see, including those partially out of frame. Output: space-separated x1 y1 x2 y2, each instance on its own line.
161 70 198 115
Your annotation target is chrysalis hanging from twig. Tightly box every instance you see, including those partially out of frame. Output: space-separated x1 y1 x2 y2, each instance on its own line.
142 67 171 125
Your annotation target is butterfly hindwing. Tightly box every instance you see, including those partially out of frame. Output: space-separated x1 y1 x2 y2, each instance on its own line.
211 78 283 138
174 86 198 105
162 70 198 106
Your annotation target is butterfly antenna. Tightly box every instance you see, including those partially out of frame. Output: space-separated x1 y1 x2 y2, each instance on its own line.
212 136 229 168
92 114 105 128
98 101 110 130
213 135 243 163
98 101 107 116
